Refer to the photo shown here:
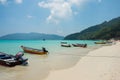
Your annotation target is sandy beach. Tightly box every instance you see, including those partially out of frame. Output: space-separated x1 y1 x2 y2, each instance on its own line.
45 42 120 80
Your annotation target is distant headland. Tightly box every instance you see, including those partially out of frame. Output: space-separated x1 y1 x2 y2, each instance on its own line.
0 32 64 40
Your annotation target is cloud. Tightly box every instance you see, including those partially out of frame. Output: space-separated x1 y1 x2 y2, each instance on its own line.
38 0 87 24
0 0 7 5
27 15 33 19
0 0 23 5
15 0 23 4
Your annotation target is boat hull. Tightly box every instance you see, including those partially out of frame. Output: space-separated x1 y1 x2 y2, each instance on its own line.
0 52 28 67
21 46 48 55
94 42 106 44
23 49 47 55
61 44 71 47
0 60 16 67
72 44 87 48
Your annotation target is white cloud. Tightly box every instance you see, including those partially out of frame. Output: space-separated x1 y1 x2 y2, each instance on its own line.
15 0 23 4
38 0 87 24
68 0 84 5
0 0 23 5
0 0 7 5
27 15 33 19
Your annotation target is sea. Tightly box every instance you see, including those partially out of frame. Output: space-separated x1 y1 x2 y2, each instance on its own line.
0 40 100 80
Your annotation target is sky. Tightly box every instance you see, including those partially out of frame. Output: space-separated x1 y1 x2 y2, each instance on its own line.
0 0 120 36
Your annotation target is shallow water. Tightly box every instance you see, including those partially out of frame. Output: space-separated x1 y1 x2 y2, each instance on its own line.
0 40 99 80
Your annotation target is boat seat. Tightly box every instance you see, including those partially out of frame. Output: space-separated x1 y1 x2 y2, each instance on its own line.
0 54 6 57
0 56 12 59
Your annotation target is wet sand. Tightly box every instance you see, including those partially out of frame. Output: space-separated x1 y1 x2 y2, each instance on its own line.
45 42 120 80
0 45 97 80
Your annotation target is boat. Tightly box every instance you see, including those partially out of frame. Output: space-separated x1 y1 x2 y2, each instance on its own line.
0 52 28 67
21 46 48 55
61 42 67 44
72 44 87 48
61 44 71 47
94 42 106 44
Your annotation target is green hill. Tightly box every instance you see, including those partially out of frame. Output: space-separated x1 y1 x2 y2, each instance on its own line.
64 17 120 40
0 32 64 40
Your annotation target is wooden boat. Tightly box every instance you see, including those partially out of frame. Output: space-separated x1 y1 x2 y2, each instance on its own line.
94 42 106 44
21 46 48 55
72 44 87 48
61 42 67 44
0 52 28 67
61 44 71 47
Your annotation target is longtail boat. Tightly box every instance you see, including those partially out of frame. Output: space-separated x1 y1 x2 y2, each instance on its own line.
94 42 106 44
72 44 87 48
0 52 28 67
21 46 48 55
61 44 71 47
61 42 71 47
61 42 67 44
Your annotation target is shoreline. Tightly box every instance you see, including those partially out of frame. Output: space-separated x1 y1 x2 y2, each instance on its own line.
0 41 118 80
45 42 120 80
0 40 101 80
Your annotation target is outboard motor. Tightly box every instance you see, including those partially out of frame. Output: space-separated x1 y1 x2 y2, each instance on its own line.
15 52 28 65
42 47 48 53
84 44 87 48
15 51 24 59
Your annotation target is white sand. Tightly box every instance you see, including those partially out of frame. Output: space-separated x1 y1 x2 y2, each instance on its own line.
45 42 120 80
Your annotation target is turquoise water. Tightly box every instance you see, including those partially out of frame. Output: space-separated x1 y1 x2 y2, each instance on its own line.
0 40 99 80
0 40 96 55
